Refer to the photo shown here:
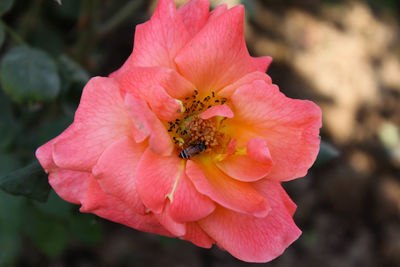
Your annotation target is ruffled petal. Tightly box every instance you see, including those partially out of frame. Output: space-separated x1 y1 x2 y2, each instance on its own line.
52 77 132 172
186 160 270 217
125 94 173 156
199 104 233 120
199 180 301 263
169 171 215 222
92 136 147 214
135 148 183 214
119 66 195 101
154 201 186 236
175 5 259 93
125 0 190 70
182 222 214 248
218 71 271 98
49 169 90 205
252 56 273 73
229 80 322 181
216 138 273 182
81 175 171 236
178 0 209 38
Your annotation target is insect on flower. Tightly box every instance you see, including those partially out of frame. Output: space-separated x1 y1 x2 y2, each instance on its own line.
179 142 207 159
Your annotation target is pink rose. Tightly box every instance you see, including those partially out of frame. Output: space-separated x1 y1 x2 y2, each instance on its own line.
36 0 321 262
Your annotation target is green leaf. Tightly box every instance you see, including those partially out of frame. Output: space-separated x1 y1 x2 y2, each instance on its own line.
0 161 50 202
0 23 4 48
314 141 340 167
0 230 20 267
69 214 103 246
23 205 68 258
58 54 89 92
0 46 60 103
0 190 24 266
0 0 14 17
0 91 19 150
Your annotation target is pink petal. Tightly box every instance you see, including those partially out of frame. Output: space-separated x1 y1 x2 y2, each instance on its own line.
178 0 210 38
52 77 132 172
175 5 260 93
119 66 195 101
169 171 215 222
199 180 301 263
218 71 272 98
147 85 183 121
92 136 147 214
154 201 186 237
229 80 322 181
134 148 183 214
216 138 273 182
252 56 273 73
128 0 189 70
182 222 214 248
207 4 228 23
125 94 173 156
199 104 234 120
81 175 171 236
49 169 90 205
186 160 270 217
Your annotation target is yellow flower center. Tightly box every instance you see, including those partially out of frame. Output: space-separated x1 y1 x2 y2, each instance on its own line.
167 90 231 158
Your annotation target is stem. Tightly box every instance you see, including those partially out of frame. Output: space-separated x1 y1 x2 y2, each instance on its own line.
97 0 144 37
0 20 25 45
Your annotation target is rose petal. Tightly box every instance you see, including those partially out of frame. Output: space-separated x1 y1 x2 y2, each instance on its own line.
216 138 273 182
178 0 209 38
125 94 173 156
252 56 273 73
199 180 301 263
169 171 215 222
119 66 195 100
49 169 90 205
154 201 186 236
182 222 214 248
218 71 272 98
92 136 147 214
229 80 322 181
52 77 132 172
199 104 234 120
175 5 259 93
186 160 270 217
128 0 189 70
135 148 183 214
81 175 171 236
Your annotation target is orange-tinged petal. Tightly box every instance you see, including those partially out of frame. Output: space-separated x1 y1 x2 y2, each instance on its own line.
175 5 259 93
186 160 270 217
218 71 272 98
199 104 233 120
229 80 322 181
216 138 273 182
182 222 214 248
199 180 301 263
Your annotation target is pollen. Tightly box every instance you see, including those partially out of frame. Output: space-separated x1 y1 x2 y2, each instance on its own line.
166 90 231 155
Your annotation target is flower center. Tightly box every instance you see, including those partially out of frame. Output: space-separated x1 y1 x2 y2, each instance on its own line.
167 90 230 158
